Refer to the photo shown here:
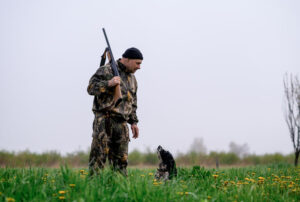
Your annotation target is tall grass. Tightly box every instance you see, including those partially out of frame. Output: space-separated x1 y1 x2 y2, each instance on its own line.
0 164 299 201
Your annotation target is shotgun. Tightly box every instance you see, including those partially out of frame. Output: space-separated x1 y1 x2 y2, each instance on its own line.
102 28 122 107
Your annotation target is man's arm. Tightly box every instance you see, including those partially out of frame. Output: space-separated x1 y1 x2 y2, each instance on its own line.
87 66 120 96
128 78 139 138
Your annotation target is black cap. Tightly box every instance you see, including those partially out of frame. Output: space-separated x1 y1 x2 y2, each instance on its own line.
122 47 143 60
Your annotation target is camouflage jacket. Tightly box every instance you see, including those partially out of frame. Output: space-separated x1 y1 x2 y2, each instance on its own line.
87 59 138 125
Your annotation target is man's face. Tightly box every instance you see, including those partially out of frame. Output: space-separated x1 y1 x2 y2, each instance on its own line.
124 59 142 73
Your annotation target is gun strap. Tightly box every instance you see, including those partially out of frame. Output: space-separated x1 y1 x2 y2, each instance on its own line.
100 47 109 67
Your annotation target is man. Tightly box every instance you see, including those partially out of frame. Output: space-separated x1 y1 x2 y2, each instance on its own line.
87 47 143 176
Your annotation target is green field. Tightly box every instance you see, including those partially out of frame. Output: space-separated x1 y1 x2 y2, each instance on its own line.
0 164 299 201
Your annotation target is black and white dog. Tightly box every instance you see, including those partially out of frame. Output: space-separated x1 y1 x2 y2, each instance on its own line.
155 145 177 180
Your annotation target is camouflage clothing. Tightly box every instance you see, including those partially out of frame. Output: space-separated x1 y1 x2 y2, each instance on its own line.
87 60 138 125
87 60 138 175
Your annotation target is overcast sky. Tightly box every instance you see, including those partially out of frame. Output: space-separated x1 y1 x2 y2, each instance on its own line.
0 0 299 156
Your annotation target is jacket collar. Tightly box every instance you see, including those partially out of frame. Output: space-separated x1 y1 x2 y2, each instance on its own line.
117 59 127 72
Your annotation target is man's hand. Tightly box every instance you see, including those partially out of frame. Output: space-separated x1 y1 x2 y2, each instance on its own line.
131 124 139 139
108 76 121 87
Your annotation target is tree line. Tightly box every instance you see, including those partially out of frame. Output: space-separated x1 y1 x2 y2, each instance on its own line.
0 149 294 168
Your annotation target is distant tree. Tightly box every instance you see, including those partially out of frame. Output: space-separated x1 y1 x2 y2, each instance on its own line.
283 74 300 166
189 137 207 154
229 142 250 158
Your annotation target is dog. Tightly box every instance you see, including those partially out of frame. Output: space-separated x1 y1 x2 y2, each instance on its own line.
155 145 177 180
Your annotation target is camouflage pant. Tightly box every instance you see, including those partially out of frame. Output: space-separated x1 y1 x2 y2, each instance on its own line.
89 113 130 176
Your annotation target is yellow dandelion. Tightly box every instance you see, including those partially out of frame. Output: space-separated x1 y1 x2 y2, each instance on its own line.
69 184 76 188
292 188 297 192
249 179 256 183
224 181 229 186
185 192 189 195
6 198 15 202
245 177 250 181
153 182 159 186
153 179 157 182
251 172 256 176
80 170 85 174
148 173 153 176
51 180 55 183
212 175 218 179
230 181 235 184
177 192 184 195
59 196 66 200
140 174 145 177
288 184 294 188
207 196 212 199
258 177 264 180
59 190 66 194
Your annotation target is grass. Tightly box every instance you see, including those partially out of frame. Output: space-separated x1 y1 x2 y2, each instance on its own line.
0 164 299 201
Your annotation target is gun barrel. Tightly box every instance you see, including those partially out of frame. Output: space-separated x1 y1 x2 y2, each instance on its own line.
102 28 119 76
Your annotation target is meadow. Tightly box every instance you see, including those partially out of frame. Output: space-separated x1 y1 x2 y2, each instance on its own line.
0 164 299 202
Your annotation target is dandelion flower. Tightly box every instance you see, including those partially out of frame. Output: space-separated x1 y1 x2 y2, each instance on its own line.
6 198 15 202
153 182 159 186
69 184 76 188
148 173 153 176
59 190 66 194
140 174 145 177
212 175 218 179
207 196 212 199
59 196 66 200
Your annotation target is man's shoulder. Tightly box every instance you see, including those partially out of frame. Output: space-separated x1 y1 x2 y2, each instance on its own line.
95 63 113 76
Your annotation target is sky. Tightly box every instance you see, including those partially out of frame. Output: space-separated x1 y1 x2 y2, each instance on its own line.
0 0 299 156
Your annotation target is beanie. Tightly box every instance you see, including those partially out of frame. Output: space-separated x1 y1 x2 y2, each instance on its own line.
122 47 143 60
